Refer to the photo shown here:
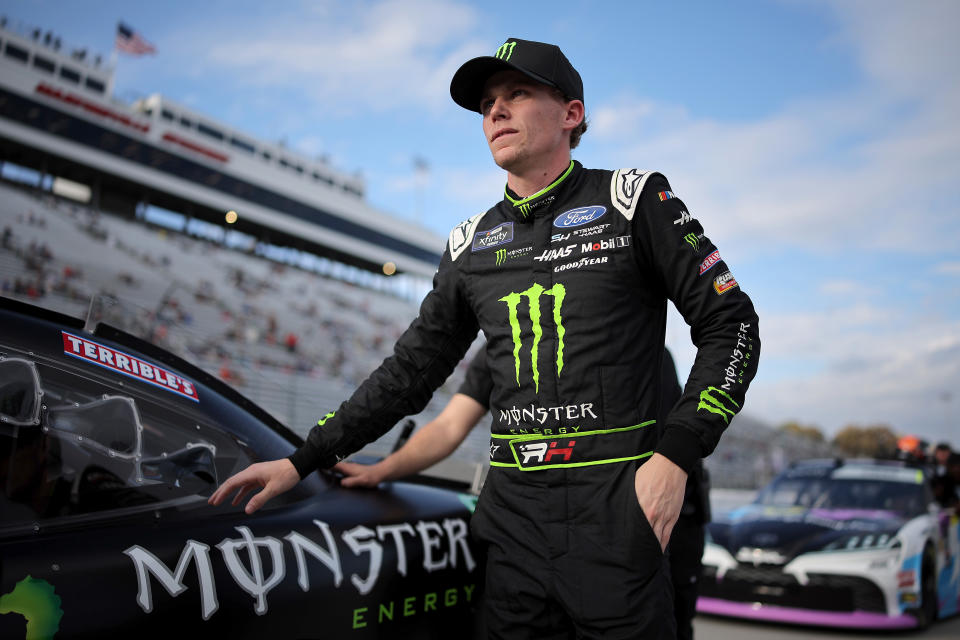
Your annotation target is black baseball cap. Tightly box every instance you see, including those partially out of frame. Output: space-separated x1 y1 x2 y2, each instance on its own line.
450 38 583 113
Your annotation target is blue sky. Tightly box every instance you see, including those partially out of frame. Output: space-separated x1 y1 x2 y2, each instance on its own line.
5 0 959 444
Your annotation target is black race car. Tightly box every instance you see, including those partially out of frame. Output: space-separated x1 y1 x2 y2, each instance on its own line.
0 296 483 639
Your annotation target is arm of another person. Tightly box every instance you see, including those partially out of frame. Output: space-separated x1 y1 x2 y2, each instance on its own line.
336 348 493 487
334 392 487 487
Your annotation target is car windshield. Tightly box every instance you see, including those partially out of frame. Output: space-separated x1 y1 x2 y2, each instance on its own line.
755 472 926 516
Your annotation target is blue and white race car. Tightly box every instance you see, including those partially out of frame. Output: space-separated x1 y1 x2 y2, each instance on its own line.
698 459 960 629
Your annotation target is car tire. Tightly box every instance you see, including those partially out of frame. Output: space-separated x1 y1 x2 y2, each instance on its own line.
909 544 938 630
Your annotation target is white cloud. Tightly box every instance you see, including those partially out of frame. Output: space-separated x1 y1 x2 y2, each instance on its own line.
583 87 960 257
169 0 488 114
734 297 960 440
826 0 960 96
819 279 863 296
580 2 960 258
748 334 960 444
933 262 960 276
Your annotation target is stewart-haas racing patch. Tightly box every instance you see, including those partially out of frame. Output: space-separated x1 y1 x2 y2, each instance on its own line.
62 331 199 401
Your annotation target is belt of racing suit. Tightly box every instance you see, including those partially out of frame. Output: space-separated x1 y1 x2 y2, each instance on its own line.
488 420 656 471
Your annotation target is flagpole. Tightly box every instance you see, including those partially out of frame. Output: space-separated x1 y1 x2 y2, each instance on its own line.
107 23 119 98
106 46 119 98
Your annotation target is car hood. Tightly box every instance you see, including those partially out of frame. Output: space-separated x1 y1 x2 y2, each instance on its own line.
707 504 906 560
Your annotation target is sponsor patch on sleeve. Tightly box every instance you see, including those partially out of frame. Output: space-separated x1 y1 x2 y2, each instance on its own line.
713 271 739 295
699 250 722 275
62 331 199 401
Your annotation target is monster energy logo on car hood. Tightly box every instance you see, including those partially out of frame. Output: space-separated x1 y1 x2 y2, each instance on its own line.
499 283 566 393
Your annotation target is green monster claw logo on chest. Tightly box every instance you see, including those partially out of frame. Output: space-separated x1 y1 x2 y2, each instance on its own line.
499 283 566 393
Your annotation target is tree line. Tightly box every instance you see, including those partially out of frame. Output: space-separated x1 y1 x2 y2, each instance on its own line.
779 421 902 458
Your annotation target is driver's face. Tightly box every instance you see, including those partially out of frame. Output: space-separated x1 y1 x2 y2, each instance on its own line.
480 71 570 173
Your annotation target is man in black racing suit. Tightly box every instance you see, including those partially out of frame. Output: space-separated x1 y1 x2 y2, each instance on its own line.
211 37 760 639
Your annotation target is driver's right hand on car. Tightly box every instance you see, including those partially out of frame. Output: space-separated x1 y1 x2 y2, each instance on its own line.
333 461 386 488
208 458 300 514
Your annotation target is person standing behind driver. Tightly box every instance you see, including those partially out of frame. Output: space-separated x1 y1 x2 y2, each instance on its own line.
211 38 759 639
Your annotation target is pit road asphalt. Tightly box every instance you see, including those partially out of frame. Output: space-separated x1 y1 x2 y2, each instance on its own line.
694 612 960 639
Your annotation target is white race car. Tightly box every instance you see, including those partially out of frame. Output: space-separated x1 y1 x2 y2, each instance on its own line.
698 459 960 629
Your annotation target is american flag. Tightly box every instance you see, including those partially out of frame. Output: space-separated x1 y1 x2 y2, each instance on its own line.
115 23 156 56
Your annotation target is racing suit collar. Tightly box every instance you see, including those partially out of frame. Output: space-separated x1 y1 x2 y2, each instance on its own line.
504 160 579 220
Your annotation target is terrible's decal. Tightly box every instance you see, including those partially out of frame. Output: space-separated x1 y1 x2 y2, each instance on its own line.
62 332 199 402
699 250 722 275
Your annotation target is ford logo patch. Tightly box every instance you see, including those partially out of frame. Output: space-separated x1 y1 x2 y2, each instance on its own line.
553 205 607 228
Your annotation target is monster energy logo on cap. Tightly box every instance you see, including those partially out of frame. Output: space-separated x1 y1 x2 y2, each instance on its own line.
697 387 739 424
450 38 584 113
684 233 700 252
495 249 507 266
499 283 566 393
496 41 517 61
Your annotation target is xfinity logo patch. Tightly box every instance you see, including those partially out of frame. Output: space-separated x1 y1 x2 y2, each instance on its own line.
472 222 514 251
553 206 607 228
